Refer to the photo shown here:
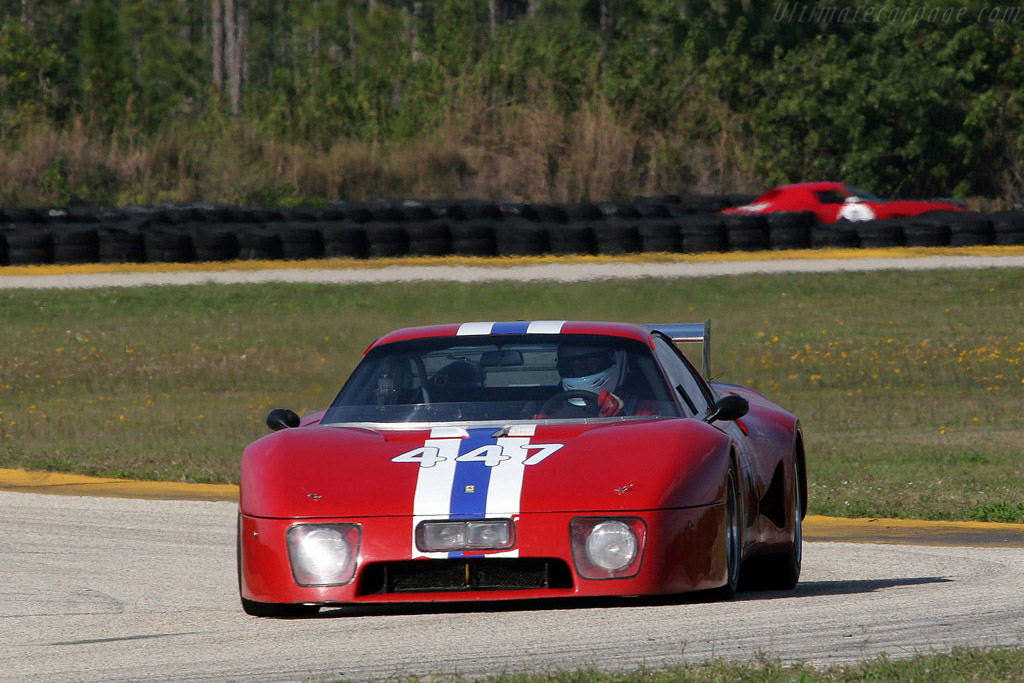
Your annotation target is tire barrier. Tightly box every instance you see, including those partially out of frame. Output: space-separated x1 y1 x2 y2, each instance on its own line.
1 199 1022 266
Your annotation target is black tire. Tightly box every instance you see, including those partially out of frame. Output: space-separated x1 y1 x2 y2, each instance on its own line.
638 219 681 253
528 203 569 224
711 466 742 601
742 459 803 591
405 220 452 256
5 227 55 265
902 217 951 247
723 214 769 252
991 211 1024 246
632 200 672 219
450 221 498 256
98 225 146 263
947 214 994 247
51 222 100 264
811 224 860 248
767 212 815 250
322 221 369 258
547 222 596 255
144 225 195 263
679 194 729 213
681 215 728 253
364 222 409 258
191 225 240 263
399 200 436 221
855 219 905 248
270 222 323 260
565 202 604 222
495 219 549 256
592 219 641 254
237 226 284 260
596 201 642 220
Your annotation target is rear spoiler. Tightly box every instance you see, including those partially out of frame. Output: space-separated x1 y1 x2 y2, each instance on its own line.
646 320 711 379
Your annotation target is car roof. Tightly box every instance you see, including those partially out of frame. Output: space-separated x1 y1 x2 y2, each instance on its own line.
774 181 846 191
367 321 656 352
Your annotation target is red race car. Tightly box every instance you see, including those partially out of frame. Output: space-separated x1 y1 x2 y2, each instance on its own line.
721 181 964 222
238 321 806 616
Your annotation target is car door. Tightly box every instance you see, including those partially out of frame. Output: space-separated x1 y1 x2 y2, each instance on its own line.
651 336 759 535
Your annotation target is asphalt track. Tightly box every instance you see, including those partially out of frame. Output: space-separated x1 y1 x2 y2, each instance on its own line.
2 249 1023 681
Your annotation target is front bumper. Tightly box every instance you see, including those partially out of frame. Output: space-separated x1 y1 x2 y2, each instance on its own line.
239 505 725 606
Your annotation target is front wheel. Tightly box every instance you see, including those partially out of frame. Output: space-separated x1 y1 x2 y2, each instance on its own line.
711 466 741 600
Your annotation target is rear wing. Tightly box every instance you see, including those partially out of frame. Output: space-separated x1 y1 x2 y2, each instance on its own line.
646 320 711 380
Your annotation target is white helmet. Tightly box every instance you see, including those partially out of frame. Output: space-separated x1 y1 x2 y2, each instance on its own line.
556 344 626 394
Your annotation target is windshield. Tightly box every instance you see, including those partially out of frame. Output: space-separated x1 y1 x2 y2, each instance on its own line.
845 185 883 201
322 334 680 425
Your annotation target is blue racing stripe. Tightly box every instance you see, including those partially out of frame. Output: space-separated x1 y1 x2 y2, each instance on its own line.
447 428 496 558
490 321 532 335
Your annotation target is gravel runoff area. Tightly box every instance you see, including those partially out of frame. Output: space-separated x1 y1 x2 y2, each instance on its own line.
1 253 1024 289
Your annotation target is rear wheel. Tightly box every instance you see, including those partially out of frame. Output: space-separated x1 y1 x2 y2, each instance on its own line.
744 459 803 591
711 466 741 600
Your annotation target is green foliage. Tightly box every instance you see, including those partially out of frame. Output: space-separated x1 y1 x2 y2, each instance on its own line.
78 0 131 131
4 1 1024 201
969 501 1024 523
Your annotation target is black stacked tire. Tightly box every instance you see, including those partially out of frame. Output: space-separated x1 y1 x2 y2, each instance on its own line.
855 219 905 248
638 219 682 253
449 221 498 257
723 214 770 252
680 215 728 253
3 226 53 265
190 223 240 262
364 222 409 258
51 222 100 264
98 224 146 263
811 222 860 248
902 216 951 247
144 225 195 263
322 221 368 258
592 220 641 255
237 225 283 260
496 219 549 255
270 222 324 260
767 212 815 250
405 220 452 256
947 213 995 246
547 222 595 255
991 211 1024 246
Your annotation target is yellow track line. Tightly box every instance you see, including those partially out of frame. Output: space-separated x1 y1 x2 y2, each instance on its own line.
2 245 1024 278
2 468 1021 546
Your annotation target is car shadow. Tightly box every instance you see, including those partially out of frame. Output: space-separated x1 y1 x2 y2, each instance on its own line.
309 576 951 618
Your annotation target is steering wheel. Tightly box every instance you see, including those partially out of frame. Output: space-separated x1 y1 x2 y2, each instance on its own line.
537 390 601 418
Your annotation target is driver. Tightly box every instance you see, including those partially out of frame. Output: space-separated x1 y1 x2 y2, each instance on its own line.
555 343 628 417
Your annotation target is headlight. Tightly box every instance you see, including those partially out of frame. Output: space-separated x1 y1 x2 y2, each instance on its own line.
287 524 360 586
571 517 646 579
417 519 514 552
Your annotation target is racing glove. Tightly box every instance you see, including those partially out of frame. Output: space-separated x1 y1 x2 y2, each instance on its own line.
598 390 624 417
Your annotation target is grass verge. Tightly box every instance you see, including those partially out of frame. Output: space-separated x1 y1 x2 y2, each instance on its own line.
441 647 1024 683
0 267 1021 522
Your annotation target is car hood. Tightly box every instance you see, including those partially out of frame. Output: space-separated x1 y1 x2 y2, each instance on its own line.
240 419 729 519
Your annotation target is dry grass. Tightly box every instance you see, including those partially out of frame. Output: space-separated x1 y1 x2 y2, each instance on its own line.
0 89 758 206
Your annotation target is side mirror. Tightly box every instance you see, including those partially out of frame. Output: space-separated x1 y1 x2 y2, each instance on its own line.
705 395 749 424
267 408 301 431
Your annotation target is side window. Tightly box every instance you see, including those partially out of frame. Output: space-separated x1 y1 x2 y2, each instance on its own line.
652 337 712 418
